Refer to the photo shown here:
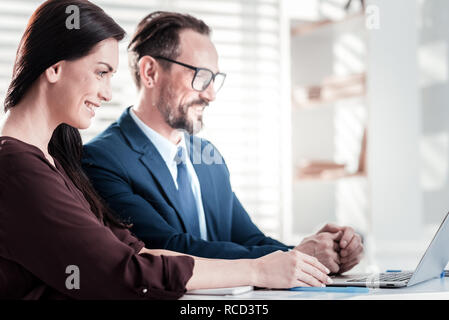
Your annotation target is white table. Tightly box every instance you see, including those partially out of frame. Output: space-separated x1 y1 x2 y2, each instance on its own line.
181 277 449 300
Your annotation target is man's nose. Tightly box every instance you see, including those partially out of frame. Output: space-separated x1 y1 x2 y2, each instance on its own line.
199 81 216 102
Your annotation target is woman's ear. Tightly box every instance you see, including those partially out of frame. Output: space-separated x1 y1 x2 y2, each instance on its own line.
138 56 158 88
44 61 63 83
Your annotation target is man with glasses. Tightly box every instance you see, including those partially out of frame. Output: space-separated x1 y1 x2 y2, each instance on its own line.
82 11 363 274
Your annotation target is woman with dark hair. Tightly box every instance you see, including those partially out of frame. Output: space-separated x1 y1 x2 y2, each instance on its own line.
0 0 330 299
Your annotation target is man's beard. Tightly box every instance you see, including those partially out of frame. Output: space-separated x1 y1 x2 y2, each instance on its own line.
157 85 208 135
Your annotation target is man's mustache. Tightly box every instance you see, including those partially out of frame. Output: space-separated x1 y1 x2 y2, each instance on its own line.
185 99 209 109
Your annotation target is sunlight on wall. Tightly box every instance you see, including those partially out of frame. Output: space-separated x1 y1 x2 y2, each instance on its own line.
421 133 448 190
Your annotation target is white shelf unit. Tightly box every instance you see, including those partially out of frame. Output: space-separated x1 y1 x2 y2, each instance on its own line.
281 0 442 273
286 11 370 246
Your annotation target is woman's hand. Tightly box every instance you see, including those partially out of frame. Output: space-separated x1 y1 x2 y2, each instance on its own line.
143 247 333 290
252 250 333 289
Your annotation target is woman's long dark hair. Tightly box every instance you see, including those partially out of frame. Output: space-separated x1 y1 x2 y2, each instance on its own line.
4 0 126 228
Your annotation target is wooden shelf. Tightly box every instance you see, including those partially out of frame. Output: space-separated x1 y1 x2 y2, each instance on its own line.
291 12 365 37
295 165 366 181
293 73 366 109
295 129 367 182
293 92 365 109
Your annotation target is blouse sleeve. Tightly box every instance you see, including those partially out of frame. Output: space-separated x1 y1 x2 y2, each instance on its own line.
0 151 194 299
107 223 145 254
0 257 38 299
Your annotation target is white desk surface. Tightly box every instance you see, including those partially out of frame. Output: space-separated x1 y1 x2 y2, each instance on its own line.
181 277 449 300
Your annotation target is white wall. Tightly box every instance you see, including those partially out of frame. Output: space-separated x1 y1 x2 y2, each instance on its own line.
418 0 449 227
366 0 449 270
367 0 422 242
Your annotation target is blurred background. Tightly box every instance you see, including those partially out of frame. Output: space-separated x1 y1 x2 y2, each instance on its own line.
1 0 448 273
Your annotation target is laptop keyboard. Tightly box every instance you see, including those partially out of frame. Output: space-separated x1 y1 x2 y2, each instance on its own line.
347 272 414 283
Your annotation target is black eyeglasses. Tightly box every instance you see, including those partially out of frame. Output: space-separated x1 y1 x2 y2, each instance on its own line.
155 56 226 93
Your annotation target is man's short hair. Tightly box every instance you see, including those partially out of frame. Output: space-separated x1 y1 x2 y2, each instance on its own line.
128 11 211 88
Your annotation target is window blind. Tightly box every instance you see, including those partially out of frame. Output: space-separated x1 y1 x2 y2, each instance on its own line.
0 0 283 239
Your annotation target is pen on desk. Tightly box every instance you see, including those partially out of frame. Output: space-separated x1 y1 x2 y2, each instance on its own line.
289 286 370 294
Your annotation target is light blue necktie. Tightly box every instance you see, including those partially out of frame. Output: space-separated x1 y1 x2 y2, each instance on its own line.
175 147 201 237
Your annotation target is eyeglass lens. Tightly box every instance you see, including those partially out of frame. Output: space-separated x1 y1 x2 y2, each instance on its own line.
193 69 225 92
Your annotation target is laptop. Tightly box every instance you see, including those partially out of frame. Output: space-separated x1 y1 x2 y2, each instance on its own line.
330 211 449 288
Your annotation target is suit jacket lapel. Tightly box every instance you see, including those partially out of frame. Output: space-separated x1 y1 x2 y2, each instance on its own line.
117 107 192 233
139 145 180 210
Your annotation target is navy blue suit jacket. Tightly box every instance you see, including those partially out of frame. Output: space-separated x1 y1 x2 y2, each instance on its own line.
82 107 291 259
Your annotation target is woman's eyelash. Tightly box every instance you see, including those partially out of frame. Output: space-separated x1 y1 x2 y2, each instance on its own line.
97 70 108 77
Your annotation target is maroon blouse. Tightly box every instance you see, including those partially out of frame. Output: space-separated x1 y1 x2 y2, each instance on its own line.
0 136 194 299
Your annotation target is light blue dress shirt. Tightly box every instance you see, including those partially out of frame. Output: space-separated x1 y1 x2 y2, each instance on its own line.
129 108 208 240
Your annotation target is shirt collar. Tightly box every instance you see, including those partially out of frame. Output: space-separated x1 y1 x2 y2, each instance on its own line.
129 108 186 165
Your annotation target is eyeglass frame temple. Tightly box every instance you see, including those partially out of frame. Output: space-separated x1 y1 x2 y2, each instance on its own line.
154 56 226 92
